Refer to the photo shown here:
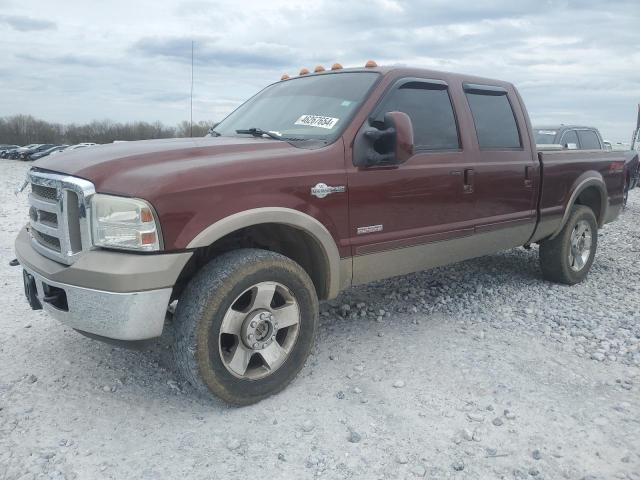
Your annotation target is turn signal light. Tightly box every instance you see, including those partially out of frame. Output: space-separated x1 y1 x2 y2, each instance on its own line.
140 231 157 246
331 63 343 70
314 65 325 72
365 60 377 68
140 207 154 223
299 67 310 75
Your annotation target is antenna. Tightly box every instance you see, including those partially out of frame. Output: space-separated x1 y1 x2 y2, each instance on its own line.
190 40 194 137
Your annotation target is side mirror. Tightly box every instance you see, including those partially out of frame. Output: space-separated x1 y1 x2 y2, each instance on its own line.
354 111 414 167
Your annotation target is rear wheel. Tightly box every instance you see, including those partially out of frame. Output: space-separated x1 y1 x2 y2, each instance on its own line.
539 205 598 285
173 248 318 405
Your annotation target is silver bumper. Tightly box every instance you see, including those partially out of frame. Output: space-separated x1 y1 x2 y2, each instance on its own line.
23 264 172 340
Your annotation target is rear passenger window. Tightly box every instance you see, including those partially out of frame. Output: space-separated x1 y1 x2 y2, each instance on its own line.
465 87 521 149
378 82 460 150
577 130 601 150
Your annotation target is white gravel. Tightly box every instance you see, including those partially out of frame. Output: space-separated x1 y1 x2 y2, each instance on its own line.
1 159 639 479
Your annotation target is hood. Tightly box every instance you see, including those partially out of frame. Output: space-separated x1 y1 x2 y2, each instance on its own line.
33 136 299 197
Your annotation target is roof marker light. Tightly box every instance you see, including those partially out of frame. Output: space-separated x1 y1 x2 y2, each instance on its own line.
314 65 325 73
331 63 343 70
299 67 310 75
281 73 290 80
365 60 378 68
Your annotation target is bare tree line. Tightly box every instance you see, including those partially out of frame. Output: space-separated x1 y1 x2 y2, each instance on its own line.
0 115 216 145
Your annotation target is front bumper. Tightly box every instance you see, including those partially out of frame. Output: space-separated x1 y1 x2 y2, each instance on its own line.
16 226 192 340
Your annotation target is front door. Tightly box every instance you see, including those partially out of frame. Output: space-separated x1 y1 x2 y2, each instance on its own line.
346 77 478 284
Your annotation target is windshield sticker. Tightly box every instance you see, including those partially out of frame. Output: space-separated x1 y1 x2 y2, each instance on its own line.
294 115 339 129
340 100 352 107
538 130 557 135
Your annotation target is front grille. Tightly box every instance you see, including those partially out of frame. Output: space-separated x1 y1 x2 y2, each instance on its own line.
27 170 96 265
32 229 61 252
31 183 58 201
38 210 58 227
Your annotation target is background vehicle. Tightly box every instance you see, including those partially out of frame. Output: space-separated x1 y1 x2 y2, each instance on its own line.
66 142 97 151
0 144 19 157
6 144 40 159
15 64 627 405
18 144 56 160
534 125 605 150
28 145 68 161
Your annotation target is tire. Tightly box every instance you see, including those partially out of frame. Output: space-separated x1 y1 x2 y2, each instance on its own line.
173 248 318 405
539 205 598 285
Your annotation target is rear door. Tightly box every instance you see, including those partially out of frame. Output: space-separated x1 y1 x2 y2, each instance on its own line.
462 83 538 244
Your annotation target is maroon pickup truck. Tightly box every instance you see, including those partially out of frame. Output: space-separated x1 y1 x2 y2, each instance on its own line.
15 64 627 404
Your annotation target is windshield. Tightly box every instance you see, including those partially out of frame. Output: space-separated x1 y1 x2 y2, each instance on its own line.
534 129 558 144
214 72 380 145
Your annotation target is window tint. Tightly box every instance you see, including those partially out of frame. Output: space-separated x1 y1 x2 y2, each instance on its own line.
378 82 460 150
465 91 521 149
577 130 601 150
562 130 579 148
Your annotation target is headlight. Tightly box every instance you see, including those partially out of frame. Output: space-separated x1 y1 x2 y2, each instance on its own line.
91 194 162 251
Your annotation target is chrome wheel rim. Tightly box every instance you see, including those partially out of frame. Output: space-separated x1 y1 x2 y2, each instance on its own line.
568 220 592 272
219 281 300 380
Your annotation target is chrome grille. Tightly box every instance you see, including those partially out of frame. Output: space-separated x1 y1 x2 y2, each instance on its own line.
27 170 96 265
32 229 61 252
31 183 58 201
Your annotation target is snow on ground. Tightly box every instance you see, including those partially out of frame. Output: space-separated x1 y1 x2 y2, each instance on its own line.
0 160 638 480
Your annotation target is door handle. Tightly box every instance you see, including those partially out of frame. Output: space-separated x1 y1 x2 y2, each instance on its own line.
463 168 474 193
524 166 534 188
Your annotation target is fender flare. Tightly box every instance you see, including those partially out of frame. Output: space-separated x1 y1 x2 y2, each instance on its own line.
186 207 342 298
550 173 608 238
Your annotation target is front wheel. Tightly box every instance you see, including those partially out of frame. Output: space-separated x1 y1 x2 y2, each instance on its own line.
539 205 598 285
173 248 318 405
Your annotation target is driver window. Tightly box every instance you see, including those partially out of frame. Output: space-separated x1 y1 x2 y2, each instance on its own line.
377 82 460 151
562 130 579 149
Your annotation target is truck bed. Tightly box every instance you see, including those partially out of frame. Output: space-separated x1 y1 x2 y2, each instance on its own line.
532 149 626 242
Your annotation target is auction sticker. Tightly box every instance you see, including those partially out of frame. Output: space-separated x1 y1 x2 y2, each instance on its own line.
294 115 339 129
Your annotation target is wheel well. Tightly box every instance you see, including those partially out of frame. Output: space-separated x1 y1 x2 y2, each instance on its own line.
172 223 330 302
574 186 603 225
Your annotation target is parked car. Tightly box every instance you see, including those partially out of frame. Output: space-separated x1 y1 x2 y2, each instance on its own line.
15 63 627 405
18 144 56 161
65 142 97 151
29 145 68 161
534 125 605 150
0 145 19 157
6 144 40 159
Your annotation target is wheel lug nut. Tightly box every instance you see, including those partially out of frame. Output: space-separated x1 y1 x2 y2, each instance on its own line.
248 334 254 339
253 343 259 349
250 321 257 328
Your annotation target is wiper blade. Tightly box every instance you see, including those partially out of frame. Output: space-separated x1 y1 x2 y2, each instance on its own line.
235 128 283 141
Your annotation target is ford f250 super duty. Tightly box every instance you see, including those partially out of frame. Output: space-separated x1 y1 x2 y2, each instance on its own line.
15 63 629 405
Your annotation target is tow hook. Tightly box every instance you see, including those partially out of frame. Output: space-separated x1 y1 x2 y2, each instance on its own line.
9 259 19 267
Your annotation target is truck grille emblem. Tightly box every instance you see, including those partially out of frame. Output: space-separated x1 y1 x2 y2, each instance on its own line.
310 183 346 199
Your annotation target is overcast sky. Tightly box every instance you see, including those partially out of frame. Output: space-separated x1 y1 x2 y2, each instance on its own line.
1 0 638 142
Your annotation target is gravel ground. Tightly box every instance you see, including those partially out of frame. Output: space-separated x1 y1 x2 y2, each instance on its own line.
1 159 638 480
